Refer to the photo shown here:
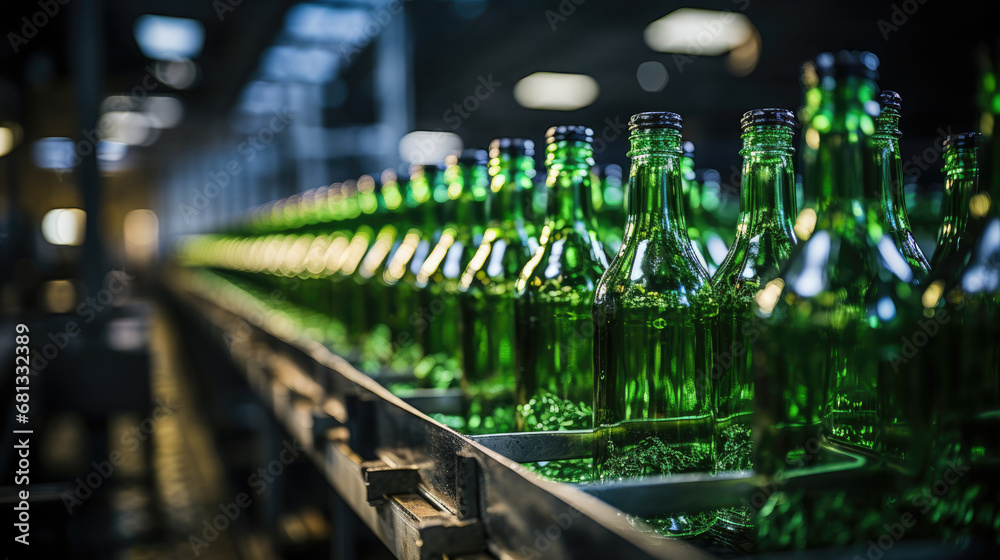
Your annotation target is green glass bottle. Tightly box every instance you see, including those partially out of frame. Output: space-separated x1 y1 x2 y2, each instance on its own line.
356 170 407 370
932 133 981 272
515 125 608 433
595 164 625 255
343 177 378 346
593 113 718 538
711 109 799 536
872 90 931 278
417 150 490 362
880 131 1000 541
680 143 712 275
383 164 445 353
753 50 889 472
458 138 536 434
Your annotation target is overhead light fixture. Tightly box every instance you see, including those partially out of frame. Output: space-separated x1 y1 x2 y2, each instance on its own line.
513 72 599 111
726 29 762 77
32 137 76 170
238 81 285 115
0 126 14 157
98 141 129 162
398 131 462 165
140 96 184 128
100 112 154 146
260 46 338 83
41 208 86 246
644 8 754 56
134 15 205 60
153 59 200 90
283 4 371 44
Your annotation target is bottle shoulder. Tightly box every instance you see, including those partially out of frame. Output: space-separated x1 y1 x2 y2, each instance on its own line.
761 227 926 325
714 227 798 303
517 224 608 298
460 227 534 292
595 234 717 315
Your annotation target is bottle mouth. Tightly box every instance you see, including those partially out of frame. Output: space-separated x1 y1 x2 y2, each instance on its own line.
458 148 488 166
879 90 902 112
741 108 795 129
490 137 535 157
944 132 979 151
628 112 682 132
545 125 594 144
813 50 880 81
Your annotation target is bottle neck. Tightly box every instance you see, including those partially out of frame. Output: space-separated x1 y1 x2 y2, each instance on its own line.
488 153 534 226
873 108 913 235
454 164 490 235
813 78 879 230
544 140 597 232
735 126 797 242
624 129 687 238
938 146 980 248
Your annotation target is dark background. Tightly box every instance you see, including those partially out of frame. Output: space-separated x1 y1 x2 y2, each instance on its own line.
0 0 995 244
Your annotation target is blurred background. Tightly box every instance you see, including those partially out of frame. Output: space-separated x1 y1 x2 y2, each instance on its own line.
0 0 995 557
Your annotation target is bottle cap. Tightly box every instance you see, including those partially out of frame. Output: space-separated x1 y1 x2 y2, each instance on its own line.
741 108 795 129
814 50 880 81
458 148 488 166
545 125 594 143
490 137 535 157
879 90 902 112
943 132 979 151
628 112 683 132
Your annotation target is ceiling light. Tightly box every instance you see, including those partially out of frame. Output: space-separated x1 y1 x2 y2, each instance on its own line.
644 8 754 56
41 208 86 246
513 72 599 111
134 15 205 60
284 4 371 43
398 131 462 165
260 46 338 83
32 137 76 170
153 59 199 90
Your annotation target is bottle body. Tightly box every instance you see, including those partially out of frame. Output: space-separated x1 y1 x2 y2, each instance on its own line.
515 128 608 438
593 114 718 537
459 139 536 433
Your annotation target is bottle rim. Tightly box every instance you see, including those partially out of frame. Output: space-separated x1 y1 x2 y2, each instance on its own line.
490 137 535 157
741 108 795 129
628 112 682 132
545 125 594 144
458 148 489 166
944 132 979 151
878 90 902 112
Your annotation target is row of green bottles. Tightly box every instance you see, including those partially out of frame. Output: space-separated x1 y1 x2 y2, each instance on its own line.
173 47 998 550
